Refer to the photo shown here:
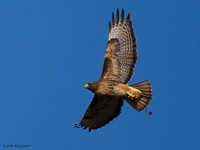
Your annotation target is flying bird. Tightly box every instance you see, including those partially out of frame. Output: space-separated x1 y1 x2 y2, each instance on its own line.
75 9 152 132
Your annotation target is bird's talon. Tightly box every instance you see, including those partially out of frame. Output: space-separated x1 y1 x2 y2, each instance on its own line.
127 92 136 100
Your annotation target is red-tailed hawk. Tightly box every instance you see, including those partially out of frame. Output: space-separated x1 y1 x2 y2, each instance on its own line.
75 9 152 132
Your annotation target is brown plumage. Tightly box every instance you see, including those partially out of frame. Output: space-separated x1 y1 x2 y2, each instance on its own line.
75 9 152 132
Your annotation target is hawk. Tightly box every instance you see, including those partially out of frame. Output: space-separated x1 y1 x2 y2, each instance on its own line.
75 9 152 132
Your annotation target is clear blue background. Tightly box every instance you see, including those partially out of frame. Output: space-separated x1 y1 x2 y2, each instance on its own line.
0 0 200 150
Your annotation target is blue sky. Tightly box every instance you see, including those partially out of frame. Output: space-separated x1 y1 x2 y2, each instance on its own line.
0 0 200 150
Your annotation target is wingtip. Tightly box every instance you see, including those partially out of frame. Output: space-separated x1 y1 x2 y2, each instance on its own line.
119 8 124 24
126 13 130 20
74 123 81 129
117 8 119 13
112 12 115 27
109 21 111 32
115 8 119 25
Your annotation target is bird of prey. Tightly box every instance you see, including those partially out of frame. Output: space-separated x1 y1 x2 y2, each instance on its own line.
75 9 152 132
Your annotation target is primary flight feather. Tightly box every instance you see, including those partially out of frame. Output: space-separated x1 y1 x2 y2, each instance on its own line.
75 9 152 132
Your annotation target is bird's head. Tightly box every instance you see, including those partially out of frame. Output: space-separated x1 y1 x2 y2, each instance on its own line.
84 82 99 93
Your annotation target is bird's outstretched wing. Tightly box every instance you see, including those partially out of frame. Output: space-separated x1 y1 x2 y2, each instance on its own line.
99 9 137 84
76 95 123 132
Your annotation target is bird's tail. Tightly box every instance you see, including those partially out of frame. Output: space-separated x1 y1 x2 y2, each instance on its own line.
125 80 152 113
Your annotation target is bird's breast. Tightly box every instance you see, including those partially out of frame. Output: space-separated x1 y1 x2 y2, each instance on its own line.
94 81 118 96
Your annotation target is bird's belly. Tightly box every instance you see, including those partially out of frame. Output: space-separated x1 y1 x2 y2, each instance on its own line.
94 83 126 97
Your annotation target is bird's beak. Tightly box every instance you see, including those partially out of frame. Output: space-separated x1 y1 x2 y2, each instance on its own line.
84 83 89 89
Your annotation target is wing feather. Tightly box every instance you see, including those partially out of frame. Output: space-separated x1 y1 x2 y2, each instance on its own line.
112 13 115 27
100 9 137 84
109 21 111 32
78 95 123 132
119 9 124 24
115 9 119 25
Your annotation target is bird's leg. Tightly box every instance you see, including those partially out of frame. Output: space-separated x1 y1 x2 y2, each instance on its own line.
126 91 136 100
